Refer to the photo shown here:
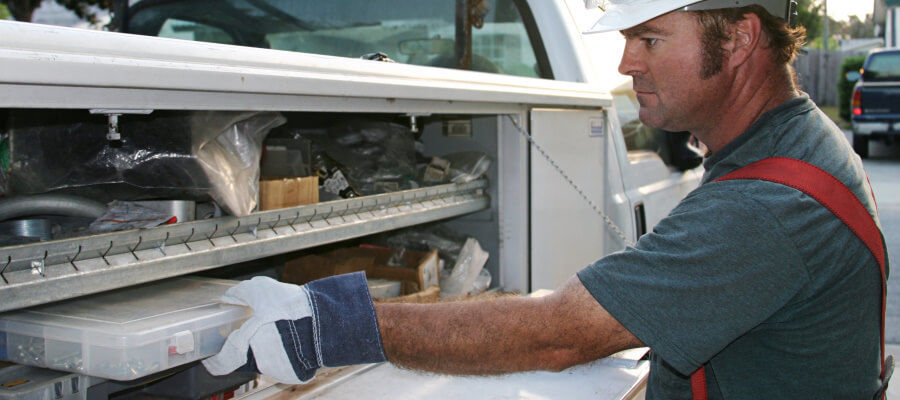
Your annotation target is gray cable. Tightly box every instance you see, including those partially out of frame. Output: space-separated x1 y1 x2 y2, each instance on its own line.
0 194 106 221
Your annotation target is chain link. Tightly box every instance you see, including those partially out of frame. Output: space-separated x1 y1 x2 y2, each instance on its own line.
505 115 634 247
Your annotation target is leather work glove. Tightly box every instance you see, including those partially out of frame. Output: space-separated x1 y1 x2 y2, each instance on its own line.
202 272 386 383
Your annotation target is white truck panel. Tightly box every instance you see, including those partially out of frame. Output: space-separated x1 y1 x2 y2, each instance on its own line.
530 109 630 290
270 358 649 400
0 21 613 111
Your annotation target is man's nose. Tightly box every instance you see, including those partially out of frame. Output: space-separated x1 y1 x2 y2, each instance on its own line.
618 41 643 76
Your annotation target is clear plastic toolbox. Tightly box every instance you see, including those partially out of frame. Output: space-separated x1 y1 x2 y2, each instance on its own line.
0 363 93 400
0 277 251 381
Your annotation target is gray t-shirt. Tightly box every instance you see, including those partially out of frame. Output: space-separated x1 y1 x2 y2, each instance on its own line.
578 95 886 399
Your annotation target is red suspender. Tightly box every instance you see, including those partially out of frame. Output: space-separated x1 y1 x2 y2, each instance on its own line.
688 157 887 400
691 365 709 400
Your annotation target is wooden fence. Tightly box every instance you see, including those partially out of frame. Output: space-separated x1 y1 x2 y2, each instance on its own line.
793 49 868 107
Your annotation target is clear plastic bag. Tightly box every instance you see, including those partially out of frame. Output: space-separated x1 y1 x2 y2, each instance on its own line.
443 152 492 183
88 200 174 233
470 268 492 295
191 112 286 216
7 110 284 217
296 120 417 195
374 224 468 266
440 238 490 298
442 267 492 296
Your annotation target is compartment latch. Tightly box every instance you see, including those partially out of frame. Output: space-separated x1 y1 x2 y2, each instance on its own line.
88 109 154 141
169 330 195 355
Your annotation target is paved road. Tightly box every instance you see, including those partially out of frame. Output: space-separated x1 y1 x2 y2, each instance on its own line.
842 131 900 344
852 133 900 398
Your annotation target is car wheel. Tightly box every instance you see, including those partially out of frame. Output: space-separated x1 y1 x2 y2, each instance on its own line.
853 133 870 158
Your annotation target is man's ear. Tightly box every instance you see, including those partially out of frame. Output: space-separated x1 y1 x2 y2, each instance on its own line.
725 12 762 68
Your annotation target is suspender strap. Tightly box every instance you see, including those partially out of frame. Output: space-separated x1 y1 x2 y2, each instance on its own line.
688 157 887 400
690 365 708 400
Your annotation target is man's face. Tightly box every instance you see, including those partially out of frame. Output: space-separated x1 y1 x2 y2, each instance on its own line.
617 12 729 132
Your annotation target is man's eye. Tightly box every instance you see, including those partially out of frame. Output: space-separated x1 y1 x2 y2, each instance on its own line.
643 38 659 48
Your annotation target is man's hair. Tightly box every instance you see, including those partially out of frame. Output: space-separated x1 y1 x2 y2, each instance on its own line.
693 5 806 78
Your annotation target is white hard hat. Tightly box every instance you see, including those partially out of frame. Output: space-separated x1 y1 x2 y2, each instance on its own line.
583 0 796 34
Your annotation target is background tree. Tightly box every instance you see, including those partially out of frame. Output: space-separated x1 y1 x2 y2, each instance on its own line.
845 14 876 38
796 0 824 42
1 0 111 24
0 3 10 19
838 56 866 121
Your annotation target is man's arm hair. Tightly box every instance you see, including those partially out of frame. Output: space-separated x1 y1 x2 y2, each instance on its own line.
374 276 645 375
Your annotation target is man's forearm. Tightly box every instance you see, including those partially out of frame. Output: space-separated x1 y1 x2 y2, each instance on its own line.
375 296 569 374
374 278 643 375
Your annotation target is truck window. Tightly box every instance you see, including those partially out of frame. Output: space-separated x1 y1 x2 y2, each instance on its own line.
124 0 549 79
863 52 900 82
158 19 234 45
612 88 704 171
611 89 658 153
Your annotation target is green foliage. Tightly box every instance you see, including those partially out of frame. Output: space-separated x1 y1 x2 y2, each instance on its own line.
806 36 840 50
843 15 876 38
2 0 41 21
837 56 865 122
0 3 10 19
0 0 111 23
56 0 112 24
796 0 823 41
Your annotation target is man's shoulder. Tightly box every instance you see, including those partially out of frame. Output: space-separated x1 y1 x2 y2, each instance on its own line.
682 178 809 213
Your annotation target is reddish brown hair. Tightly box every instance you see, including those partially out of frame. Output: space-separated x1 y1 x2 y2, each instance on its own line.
693 5 806 77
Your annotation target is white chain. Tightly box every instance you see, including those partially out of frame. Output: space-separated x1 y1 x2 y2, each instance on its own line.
505 115 634 247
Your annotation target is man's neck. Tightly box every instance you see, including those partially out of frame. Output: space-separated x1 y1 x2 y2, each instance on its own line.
693 64 799 154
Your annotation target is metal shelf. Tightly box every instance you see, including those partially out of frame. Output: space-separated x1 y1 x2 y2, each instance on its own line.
0 180 489 312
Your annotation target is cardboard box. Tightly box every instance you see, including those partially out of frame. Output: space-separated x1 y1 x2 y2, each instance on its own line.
259 176 318 211
282 247 440 296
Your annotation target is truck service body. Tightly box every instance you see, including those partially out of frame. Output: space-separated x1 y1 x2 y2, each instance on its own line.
0 0 703 398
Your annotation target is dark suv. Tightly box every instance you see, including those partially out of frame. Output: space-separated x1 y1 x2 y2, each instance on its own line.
849 48 900 158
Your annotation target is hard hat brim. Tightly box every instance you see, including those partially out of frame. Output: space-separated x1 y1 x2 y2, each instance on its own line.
583 0 793 34
583 0 702 34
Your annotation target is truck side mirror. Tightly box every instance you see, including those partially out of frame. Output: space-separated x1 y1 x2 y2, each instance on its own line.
845 71 861 82
656 130 703 171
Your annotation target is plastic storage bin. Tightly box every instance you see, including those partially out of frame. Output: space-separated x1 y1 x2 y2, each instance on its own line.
0 277 251 381
0 364 92 400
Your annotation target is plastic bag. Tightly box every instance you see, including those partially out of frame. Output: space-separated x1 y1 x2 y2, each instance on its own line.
374 224 468 266
443 152 492 183
8 110 209 201
7 110 284 217
440 238 490 298
88 200 175 233
470 268 492 295
191 112 286 216
296 120 417 195
440 268 492 296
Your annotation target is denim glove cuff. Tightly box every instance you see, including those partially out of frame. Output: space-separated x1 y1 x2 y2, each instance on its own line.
307 271 388 367
236 348 260 374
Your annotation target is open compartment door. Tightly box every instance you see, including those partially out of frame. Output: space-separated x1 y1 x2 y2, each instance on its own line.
529 108 630 291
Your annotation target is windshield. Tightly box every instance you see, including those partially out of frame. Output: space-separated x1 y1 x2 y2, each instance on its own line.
863 52 900 82
124 0 549 79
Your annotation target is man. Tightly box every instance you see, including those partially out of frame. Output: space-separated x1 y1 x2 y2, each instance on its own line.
204 0 888 398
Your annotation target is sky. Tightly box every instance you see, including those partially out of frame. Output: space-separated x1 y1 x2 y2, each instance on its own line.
826 0 875 22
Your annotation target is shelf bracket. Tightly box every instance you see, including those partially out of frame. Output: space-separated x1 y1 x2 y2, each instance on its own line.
89 109 153 141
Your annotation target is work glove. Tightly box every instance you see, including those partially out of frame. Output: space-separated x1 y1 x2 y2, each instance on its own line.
202 272 386 383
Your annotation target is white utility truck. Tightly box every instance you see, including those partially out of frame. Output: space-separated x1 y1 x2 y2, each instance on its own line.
0 0 703 399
